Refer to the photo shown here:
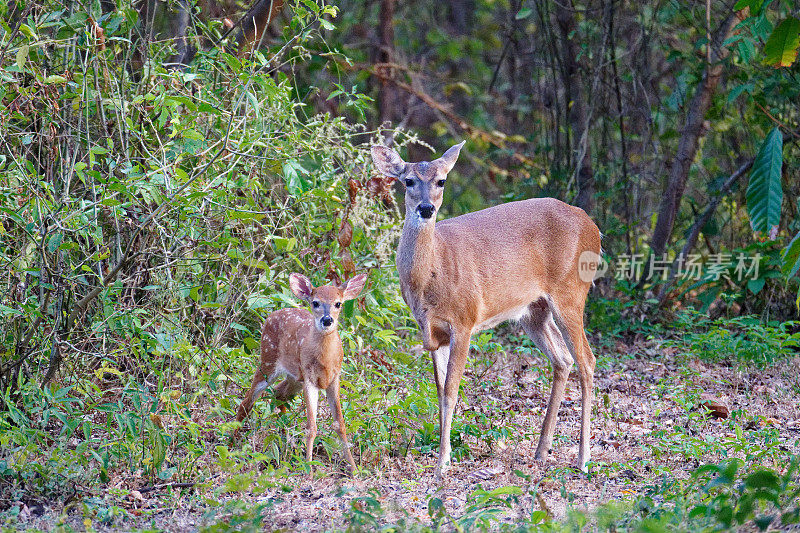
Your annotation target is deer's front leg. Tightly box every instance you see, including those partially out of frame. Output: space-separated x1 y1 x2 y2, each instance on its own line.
434 329 470 480
303 382 320 467
326 375 357 475
431 344 449 448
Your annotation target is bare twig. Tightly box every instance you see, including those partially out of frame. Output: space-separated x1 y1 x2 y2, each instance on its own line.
137 482 196 494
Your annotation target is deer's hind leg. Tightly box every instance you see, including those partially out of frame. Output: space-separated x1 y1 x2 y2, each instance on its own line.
520 297 575 462
547 292 595 472
236 362 279 426
273 376 303 413
576 329 596 471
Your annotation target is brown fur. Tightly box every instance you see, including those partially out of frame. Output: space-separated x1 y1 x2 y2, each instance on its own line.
372 142 601 478
234 273 367 474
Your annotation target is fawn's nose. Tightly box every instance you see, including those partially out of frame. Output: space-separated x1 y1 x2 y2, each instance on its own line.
418 203 435 219
321 316 334 328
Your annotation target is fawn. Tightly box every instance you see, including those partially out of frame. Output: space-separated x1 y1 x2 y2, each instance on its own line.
372 142 601 478
235 272 367 474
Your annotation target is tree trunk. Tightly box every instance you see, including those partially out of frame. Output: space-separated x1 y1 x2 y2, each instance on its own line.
378 0 399 124
136 0 194 67
447 0 475 35
648 12 737 261
552 0 595 214
234 0 285 53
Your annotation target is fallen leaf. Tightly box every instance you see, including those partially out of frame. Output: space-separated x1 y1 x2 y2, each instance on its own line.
338 220 353 248
699 395 730 419
468 466 503 481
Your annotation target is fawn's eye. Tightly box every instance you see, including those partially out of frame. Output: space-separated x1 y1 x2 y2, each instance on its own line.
436 179 446 187
334 302 342 308
404 178 414 187
312 301 320 308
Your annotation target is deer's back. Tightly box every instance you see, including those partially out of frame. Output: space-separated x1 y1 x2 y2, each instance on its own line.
431 198 600 324
260 308 312 372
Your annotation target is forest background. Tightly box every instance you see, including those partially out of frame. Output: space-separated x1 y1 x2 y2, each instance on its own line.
1 0 800 530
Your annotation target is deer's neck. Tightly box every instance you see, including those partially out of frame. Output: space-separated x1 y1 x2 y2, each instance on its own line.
397 219 438 293
308 329 340 352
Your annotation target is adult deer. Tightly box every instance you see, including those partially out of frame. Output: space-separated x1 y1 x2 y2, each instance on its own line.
235 273 367 474
371 142 601 478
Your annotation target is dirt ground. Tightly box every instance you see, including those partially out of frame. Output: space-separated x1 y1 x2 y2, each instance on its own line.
13 338 800 531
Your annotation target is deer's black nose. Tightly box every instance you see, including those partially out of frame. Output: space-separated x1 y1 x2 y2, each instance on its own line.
418 203 435 219
321 316 334 328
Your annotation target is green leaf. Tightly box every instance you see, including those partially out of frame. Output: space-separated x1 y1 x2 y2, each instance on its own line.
0 304 23 317
782 231 800 278
226 209 265 222
733 0 763 12
343 298 354 319
282 160 308 196
245 91 260 117
43 75 67 84
727 82 753 103
747 278 765 294
242 336 259 351
484 486 523 496
152 431 166 470
19 24 36 40
47 233 62 253
746 128 783 234
16 45 29 70
515 8 532 20
762 17 800 67
230 322 251 333
745 470 780 490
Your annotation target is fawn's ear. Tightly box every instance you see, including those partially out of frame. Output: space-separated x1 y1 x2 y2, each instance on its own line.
371 145 407 179
435 141 465 174
342 273 367 301
289 273 314 301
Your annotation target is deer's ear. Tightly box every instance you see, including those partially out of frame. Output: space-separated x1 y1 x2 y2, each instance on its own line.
289 273 314 301
371 146 407 179
342 273 367 301
435 141 465 174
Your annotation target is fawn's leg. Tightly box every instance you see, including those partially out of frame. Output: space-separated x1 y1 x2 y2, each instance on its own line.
303 381 320 466
326 374 357 474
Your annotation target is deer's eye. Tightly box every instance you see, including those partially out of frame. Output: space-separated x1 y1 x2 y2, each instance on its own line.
404 178 414 187
436 179 446 187
312 301 320 308
334 302 342 308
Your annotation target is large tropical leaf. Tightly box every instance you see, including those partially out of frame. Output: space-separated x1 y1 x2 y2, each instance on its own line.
782 231 800 278
762 17 800 67
746 128 783 235
733 0 764 14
